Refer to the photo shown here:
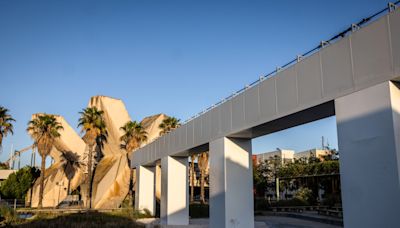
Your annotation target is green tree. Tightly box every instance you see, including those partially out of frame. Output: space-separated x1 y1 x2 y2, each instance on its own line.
59 151 83 195
120 121 148 206
253 160 269 197
27 114 63 208
78 107 108 209
0 106 15 151
159 117 180 136
0 166 40 199
0 162 9 170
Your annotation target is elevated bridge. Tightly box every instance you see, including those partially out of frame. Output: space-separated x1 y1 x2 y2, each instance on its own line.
131 5 400 228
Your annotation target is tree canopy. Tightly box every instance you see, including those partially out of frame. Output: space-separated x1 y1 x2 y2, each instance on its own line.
0 166 40 199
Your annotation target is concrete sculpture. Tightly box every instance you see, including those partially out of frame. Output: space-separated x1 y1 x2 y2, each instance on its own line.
28 96 167 209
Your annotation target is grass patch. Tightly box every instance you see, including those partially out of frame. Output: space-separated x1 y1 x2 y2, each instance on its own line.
4 208 150 227
0 204 21 226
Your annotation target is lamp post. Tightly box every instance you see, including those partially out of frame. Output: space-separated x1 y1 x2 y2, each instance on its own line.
56 181 64 208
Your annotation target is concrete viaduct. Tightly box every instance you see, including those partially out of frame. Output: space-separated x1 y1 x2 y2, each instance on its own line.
131 6 400 228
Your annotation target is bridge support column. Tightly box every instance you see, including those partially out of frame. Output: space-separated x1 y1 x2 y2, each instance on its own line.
335 81 400 228
160 156 189 225
209 137 254 228
135 166 155 216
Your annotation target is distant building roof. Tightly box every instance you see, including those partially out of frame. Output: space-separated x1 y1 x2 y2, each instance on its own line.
0 170 16 180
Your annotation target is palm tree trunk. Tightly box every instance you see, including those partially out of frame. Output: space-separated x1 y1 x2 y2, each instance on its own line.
127 154 134 207
38 154 46 208
190 155 195 202
200 169 205 204
86 145 93 209
67 179 71 195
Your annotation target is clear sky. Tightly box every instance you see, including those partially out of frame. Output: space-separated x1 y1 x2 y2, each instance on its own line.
0 0 389 167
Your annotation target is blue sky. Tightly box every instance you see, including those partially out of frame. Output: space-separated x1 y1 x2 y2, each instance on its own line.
0 0 388 166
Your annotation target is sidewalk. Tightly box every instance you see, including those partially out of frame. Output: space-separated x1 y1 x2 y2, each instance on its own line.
257 211 343 226
136 214 342 228
136 218 268 228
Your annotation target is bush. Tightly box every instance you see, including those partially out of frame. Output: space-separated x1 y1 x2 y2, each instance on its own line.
254 198 270 210
322 194 342 207
0 203 19 225
294 187 314 203
110 208 152 219
273 198 309 207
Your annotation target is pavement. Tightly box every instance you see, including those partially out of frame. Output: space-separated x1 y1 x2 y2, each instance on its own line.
137 215 343 228
256 216 342 228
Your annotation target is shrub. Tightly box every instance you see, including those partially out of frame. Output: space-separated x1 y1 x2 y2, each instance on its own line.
0 203 18 225
294 187 314 203
254 198 270 210
273 198 309 207
322 193 342 207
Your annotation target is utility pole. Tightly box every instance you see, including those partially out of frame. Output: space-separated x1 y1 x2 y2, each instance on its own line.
17 151 21 170
9 144 13 169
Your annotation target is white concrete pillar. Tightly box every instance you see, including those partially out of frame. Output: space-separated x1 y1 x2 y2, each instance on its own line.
209 137 254 228
160 156 189 225
135 166 155 216
335 81 400 228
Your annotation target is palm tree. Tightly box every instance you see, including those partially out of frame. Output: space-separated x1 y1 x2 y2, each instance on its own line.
120 121 148 206
0 106 15 151
198 152 209 204
78 107 107 208
27 114 63 208
190 154 197 202
159 117 180 136
59 151 83 195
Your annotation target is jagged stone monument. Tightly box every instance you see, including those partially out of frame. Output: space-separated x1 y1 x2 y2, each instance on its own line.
28 96 167 209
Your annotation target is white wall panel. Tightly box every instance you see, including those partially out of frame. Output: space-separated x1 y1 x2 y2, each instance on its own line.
259 77 277 120
244 85 260 125
297 53 323 105
352 17 392 88
231 94 245 131
210 107 220 140
321 37 354 97
220 100 232 134
389 10 400 76
186 121 194 147
193 116 202 146
276 66 298 114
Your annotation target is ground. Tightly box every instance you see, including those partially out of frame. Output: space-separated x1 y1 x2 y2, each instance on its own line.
2 211 147 227
256 216 342 228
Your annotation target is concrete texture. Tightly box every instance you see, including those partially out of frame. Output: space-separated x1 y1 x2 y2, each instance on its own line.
135 165 155 215
29 115 86 208
335 81 400 227
87 96 131 209
161 156 189 225
209 137 254 228
28 96 168 209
